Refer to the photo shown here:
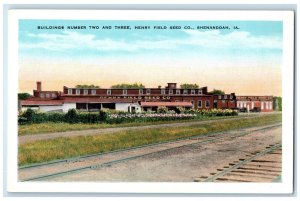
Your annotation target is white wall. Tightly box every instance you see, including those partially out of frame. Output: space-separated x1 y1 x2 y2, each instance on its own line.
39 105 64 112
21 106 39 112
62 103 76 112
115 103 141 113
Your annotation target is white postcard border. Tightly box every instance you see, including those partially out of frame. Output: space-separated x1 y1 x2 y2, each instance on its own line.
7 9 294 194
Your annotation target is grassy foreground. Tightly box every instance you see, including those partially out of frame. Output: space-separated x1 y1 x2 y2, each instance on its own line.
18 113 281 166
18 115 239 136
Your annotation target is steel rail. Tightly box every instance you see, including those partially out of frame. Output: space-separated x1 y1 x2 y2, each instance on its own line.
20 123 281 182
200 143 282 182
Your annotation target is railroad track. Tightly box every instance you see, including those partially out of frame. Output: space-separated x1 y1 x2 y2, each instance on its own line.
194 143 282 182
19 123 281 182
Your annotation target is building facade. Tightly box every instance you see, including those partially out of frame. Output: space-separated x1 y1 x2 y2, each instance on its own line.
236 96 273 112
21 82 238 113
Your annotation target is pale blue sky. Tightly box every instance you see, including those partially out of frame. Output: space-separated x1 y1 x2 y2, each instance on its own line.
19 20 283 96
19 20 282 60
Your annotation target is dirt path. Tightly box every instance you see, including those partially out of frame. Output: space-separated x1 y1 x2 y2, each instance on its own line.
18 114 275 145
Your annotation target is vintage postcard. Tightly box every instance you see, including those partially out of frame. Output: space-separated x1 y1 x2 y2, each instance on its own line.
6 10 294 193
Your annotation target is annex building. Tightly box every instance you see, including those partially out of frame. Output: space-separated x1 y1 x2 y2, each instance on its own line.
21 82 239 113
236 96 274 112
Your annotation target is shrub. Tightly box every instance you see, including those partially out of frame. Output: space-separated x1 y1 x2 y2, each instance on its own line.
106 113 197 124
18 108 237 125
176 106 185 114
47 112 65 122
65 109 78 123
18 117 28 125
22 108 35 123
189 109 238 117
157 106 168 114
99 110 108 121
77 112 101 123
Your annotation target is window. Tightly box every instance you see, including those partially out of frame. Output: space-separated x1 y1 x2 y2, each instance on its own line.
40 93 45 98
191 100 195 109
51 93 57 98
198 100 202 108
218 95 222 99
261 102 264 109
169 89 173 94
107 89 111 95
224 95 227 99
46 93 50 98
123 89 127 95
68 89 72 95
183 89 188 94
251 102 254 109
76 89 80 95
161 89 166 95
176 89 180 95
139 89 143 95
191 90 195 95
205 100 210 108
91 89 96 95
84 89 88 95
230 95 233 99
146 89 151 95
198 89 203 95
266 102 269 110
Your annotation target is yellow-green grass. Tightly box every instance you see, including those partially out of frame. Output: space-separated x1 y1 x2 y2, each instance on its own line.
18 115 240 136
18 113 281 166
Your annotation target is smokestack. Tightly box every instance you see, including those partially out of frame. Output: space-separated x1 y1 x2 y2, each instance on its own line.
167 83 177 89
37 81 42 91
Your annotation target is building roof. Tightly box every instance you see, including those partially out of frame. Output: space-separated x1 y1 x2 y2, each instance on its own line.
21 100 63 106
236 96 273 101
140 102 193 107
62 97 134 103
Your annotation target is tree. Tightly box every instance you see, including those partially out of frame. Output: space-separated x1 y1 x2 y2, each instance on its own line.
180 83 199 89
18 93 31 100
273 96 282 111
210 89 225 95
111 83 145 89
75 84 100 88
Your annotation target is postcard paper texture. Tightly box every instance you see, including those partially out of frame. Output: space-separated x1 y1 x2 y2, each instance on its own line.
6 10 294 193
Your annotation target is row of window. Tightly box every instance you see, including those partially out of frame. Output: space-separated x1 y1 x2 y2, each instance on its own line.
67 89 204 95
218 95 233 100
68 89 97 95
261 101 273 110
191 100 210 108
40 93 57 98
237 101 273 110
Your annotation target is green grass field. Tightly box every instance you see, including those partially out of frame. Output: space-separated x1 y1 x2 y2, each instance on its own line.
18 113 281 166
18 115 240 136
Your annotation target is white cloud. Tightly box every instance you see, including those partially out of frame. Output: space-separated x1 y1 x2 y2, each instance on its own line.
20 29 282 53
182 29 282 49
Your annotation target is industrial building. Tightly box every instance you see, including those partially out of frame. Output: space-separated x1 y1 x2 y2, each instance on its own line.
21 82 238 113
236 96 273 112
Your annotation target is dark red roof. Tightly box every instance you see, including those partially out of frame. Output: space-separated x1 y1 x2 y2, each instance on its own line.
62 97 134 103
236 96 273 101
141 102 192 107
21 100 63 106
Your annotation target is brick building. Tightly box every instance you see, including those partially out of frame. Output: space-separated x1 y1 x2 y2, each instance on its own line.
236 96 273 112
21 82 237 113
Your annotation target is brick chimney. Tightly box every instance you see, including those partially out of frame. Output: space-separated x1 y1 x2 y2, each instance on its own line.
37 81 42 91
167 83 177 89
